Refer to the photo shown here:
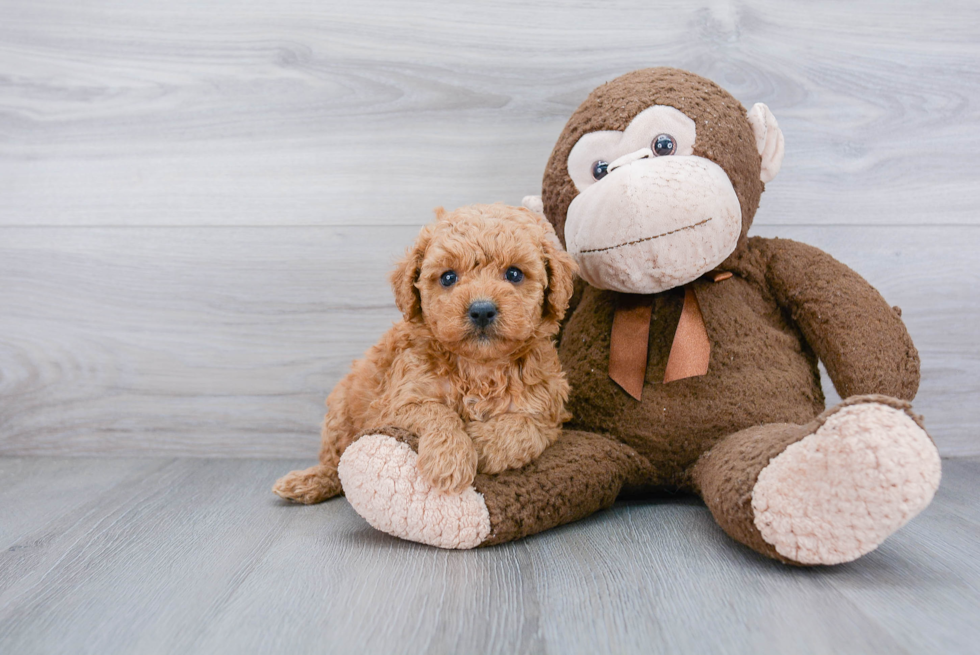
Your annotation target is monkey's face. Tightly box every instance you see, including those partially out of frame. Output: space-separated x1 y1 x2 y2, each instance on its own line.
541 68 784 295
564 105 743 293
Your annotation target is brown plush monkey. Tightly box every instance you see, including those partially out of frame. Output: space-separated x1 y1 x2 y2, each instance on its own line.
338 68 941 565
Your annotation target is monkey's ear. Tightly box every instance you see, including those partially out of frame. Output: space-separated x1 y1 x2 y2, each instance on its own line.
540 225 578 326
747 103 785 183
522 195 544 215
390 226 431 322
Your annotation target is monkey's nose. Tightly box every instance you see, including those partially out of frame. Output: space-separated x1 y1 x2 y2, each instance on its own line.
468 300 498 328
608 147 653 172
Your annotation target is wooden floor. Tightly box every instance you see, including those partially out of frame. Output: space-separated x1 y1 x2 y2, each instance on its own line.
0 455 977 655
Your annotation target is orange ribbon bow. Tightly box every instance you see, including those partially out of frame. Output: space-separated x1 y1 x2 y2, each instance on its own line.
608 271 731 401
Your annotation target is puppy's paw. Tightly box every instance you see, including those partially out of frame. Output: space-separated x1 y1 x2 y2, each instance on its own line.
272 464 342 504
417 430 478 495
468 417 558 474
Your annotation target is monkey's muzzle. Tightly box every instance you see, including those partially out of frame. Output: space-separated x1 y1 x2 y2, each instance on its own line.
564 155 742 294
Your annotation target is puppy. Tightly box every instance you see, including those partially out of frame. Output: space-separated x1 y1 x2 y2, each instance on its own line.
273 203 577 503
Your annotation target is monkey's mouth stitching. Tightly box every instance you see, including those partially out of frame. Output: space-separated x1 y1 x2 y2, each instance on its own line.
579 218 713 254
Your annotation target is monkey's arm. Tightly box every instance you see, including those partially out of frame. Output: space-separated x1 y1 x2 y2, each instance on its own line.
758 237 919 400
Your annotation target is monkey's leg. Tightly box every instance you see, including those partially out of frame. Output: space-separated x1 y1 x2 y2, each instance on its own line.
691 395 941 565
338 427 651 549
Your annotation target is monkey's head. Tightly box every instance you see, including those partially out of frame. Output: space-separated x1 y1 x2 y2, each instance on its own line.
541 67 784 294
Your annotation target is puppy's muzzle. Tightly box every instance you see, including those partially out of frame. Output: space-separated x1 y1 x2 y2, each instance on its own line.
468 300 498 329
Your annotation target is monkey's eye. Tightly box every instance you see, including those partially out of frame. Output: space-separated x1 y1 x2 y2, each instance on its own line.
652 134 676 156
439 271 458 288
591 160 609 180
505 267 524 284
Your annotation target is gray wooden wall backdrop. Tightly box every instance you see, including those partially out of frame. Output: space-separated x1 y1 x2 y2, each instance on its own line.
1 0 978 458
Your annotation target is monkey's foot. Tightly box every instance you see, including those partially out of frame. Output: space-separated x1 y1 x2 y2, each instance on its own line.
752 401 941 565
338 433 491 549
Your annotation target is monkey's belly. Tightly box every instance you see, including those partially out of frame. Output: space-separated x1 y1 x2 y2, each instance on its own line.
559 281 825 484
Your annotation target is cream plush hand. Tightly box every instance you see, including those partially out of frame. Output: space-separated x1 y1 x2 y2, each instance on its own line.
338 431 492 549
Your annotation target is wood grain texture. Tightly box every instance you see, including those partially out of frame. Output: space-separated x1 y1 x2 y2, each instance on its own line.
0 225 976 457
0 0 977 457
0 0 978 227
0 457 166 550
0 456 977 654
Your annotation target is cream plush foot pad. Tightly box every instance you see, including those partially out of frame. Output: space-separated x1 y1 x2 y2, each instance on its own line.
337 434 491 549
752 403 941 565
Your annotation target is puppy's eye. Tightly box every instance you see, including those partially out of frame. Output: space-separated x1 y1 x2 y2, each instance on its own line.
439 271 457 288
591 160 609 181
505 267 524 284
652 133 675 156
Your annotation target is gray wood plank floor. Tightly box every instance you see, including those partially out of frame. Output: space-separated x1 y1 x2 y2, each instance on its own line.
0 456 977 655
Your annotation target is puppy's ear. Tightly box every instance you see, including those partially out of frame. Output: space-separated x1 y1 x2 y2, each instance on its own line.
540 225 578 326
390 225 431 322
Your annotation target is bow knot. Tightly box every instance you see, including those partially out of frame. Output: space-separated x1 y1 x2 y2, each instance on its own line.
608 271 731 401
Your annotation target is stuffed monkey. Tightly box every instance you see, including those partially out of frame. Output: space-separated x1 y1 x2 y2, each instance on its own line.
337 68 941 565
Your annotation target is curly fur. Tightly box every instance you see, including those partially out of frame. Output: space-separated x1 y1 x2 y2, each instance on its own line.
273 203 577 502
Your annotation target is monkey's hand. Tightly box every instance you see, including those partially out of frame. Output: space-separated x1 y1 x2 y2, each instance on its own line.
417 426 478 495
467 414 559 475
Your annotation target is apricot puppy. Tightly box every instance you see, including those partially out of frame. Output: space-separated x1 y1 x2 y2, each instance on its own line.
273 203 577 503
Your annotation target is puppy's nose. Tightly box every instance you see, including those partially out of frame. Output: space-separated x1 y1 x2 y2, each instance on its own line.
468 300 498 328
